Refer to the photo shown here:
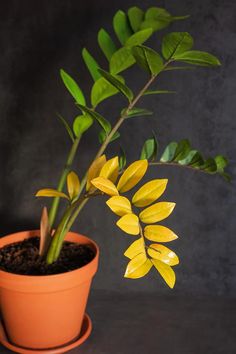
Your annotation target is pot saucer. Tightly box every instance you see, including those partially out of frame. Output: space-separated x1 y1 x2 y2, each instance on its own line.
0 313 92 354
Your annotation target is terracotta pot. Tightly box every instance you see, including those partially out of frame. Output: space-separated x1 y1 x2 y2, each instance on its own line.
0 230 99 350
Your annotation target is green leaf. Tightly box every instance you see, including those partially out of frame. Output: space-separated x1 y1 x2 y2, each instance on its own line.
162 32 193 60
132 45 164 75
122 107 153 118
98 130 120 144
125 28 153 47
143 90 176 96
160 142 178 162
128 6 144 32
174 50 221 66
164 66 195 71
220 172 231 182
119 146 127 170
98 69 133 102
141 7 172 31
110 47 135 75
174 139 191 161
57 114 75 143
178 150 199 165
140 135 158 160
73 114 93 137
200 158 217 173
98 28 117 61
188 152 204 167
113 10 133 45
76 104 111 135
91 76 124 108
82 48 101 82
60 69 86 105
214 155 228 172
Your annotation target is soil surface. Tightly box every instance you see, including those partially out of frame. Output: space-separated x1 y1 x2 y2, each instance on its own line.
0 237 95 275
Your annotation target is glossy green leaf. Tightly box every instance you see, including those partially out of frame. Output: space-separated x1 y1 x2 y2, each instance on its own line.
141 7 172 31
174 50 221 66
162 32 193 60
119 146 127 170
73 114 93 137
140 136 158 160
143 90 176 96
60 69 86 105
214 155 228 172
152 259 176 288
160 142 178 162
200 158 217 173
98 130 120 144
77 104 111 135
82 48 101 82
113 10 133 45
91 76 125 108
125 28 153 47
122 107 153 118
98 69 133 102
132 45 164 75
125 254 153 279
110 47 135 75
164 66 195 71
57 114 75 143
128 6 144 32
174 139 191 161
98 28 117 61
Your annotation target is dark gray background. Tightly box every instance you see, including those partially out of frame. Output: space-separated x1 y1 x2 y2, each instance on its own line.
0 0 235 299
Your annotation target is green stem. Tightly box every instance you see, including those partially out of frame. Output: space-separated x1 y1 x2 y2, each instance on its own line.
48 136 81 228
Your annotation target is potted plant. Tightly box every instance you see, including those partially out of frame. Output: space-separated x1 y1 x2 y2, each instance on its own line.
0 5 229 354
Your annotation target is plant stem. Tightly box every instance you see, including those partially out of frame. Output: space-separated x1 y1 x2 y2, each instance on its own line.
46 68 168 264
149 161 208 174
48 136 81 228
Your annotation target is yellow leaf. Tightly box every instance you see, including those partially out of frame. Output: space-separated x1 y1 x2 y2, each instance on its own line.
99 156 119 183
35 189 69 200
132 179 168 207
86 155 106 191
144 225 178 242
91 176 119 196
67 171 80 200
117 160 148 193
116 213 140 235
152 259 176 288
124 253 152 279
124 238 145 259
139 202 176 224
148 244 179 266
106 196 132 216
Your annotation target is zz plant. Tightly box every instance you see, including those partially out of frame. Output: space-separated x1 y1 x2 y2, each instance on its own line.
35 5 229 288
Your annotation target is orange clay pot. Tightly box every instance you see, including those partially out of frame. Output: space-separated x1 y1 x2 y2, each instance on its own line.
0 230 99 350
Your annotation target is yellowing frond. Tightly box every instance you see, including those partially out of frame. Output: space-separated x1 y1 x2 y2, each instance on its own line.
116 213 139 235
106 196 132 216
35 189 69 200
124 253 152 279
152 259 176 289
99 156 119 183
144 225 178 242
67 171 80 200
124 238 145 259
91 176 119 196
86 155 106 191
148 244 179 266
117 160 148 193
132 179 168 207
139 202 176 224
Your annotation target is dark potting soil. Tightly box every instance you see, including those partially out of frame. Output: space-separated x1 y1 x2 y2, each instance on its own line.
0 237 95 275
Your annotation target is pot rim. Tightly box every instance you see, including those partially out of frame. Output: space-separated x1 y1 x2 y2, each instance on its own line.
0 230 99 292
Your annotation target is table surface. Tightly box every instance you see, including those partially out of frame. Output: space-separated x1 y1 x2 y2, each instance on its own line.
0 290 235 354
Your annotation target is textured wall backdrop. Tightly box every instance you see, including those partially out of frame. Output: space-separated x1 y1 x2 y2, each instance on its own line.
0 0 235 296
